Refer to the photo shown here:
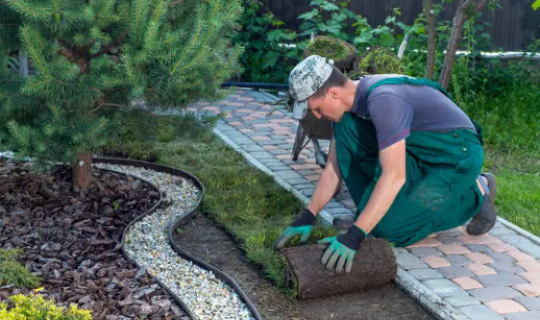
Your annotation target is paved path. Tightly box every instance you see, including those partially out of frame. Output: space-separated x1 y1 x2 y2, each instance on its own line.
190 88 540 320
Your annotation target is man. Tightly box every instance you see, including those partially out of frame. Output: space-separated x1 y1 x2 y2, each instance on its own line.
274 55 498 274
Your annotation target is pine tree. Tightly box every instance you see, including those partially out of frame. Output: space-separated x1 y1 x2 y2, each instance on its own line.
0 0 243 188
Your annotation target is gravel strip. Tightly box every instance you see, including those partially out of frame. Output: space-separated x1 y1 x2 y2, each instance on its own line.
95 163 254 320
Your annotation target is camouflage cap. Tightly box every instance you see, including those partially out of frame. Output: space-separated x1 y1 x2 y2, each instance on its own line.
289 55 334 120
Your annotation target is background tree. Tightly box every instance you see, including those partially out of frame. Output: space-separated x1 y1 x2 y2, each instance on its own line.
0 0 243 189
423 0 437 79
438 0 495 88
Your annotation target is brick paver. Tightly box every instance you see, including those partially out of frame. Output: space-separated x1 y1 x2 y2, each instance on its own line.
207 89 540 320
424 256 452 268
467 252 495 264
518 272 540 283
517 261 540 272
460 305 505 320
467 264 497 275
406 237 442 248
513 284 540 297
440 244 473 255
485 299 527 314
475 272 528 287
453 277 484 290
515 297 540 311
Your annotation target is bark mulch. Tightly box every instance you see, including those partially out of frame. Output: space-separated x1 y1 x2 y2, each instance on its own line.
0 158 189 319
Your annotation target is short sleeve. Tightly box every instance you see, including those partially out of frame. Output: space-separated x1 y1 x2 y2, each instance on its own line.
368 93 413 150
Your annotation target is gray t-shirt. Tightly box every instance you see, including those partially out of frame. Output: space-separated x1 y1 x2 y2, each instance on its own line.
350 74 475 150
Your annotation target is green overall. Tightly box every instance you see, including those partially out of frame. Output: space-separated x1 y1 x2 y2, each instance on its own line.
334 77 484 247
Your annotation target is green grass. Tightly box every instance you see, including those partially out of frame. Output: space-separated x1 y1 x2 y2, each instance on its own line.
482 149 540 237
108 125 334 294
462 84 540 237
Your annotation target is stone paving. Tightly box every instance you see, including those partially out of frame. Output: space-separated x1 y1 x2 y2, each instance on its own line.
189 88 540 320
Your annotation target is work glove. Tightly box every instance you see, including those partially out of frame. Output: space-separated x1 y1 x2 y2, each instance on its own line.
318 225 367 274
274 208 317 250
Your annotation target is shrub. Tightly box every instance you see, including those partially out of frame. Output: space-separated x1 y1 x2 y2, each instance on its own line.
0 294 92 319
0 249 41 288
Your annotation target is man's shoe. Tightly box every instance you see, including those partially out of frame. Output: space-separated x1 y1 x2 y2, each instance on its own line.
467 172 497 236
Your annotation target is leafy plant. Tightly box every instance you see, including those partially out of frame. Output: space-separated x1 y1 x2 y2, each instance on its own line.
233 0 303 83
0 249 41 288
0 294 92 319
298 0 352 40
350 8 424 52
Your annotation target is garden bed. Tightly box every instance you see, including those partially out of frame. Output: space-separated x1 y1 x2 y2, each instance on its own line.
0 157 188 319
172 213 435 320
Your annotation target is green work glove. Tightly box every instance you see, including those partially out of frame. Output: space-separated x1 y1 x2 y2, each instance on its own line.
318 225 367 274
274 208 317 249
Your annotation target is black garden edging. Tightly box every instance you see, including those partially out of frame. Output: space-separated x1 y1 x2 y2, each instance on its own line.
94 156 263 320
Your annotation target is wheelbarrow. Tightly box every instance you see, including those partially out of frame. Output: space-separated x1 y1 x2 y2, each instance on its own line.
291 111 343 196
292 111 334 168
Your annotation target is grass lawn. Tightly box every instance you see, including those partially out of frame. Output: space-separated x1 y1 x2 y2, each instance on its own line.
463 84 540 238
484 150 540 237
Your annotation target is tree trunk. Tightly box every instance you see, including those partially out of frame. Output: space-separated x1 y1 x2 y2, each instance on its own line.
73 151 93 190
439 0 488 88
424 0 437 80
280 239 397 300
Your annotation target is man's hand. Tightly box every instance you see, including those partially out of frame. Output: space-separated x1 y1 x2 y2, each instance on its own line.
274 208 317 249
318 225 367 273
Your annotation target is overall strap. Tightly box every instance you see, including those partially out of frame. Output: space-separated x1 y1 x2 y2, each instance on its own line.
365 76 453 101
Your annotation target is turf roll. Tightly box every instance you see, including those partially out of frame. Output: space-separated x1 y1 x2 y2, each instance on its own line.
281 239 397 300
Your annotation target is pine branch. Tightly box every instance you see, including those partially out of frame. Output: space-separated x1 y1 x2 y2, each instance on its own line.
170 8 204 74
89 31 129 60
152 0 169 21
215 44 242 79
122 54 139 86
4 0 51 20
20 27 53 79
132 0 150 47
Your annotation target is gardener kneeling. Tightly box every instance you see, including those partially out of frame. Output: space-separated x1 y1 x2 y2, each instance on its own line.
274 55 498 274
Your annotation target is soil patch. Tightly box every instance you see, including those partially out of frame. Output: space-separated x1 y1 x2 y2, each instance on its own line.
0 158 188 319
173 214 435 320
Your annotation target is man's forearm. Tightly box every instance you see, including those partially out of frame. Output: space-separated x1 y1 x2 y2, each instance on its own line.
354 171 405 233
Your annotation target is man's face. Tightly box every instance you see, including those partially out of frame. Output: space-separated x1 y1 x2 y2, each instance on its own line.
307 89 345 122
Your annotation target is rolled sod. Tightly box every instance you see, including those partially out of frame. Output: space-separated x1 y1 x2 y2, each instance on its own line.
281 239 397 300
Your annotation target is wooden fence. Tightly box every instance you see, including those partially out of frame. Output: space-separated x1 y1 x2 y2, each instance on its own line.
262 0 540 51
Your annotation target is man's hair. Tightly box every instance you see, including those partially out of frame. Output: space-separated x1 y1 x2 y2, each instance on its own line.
311 66 348 99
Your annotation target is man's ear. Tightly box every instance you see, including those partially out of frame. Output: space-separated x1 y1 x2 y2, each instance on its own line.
327 86 338 99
